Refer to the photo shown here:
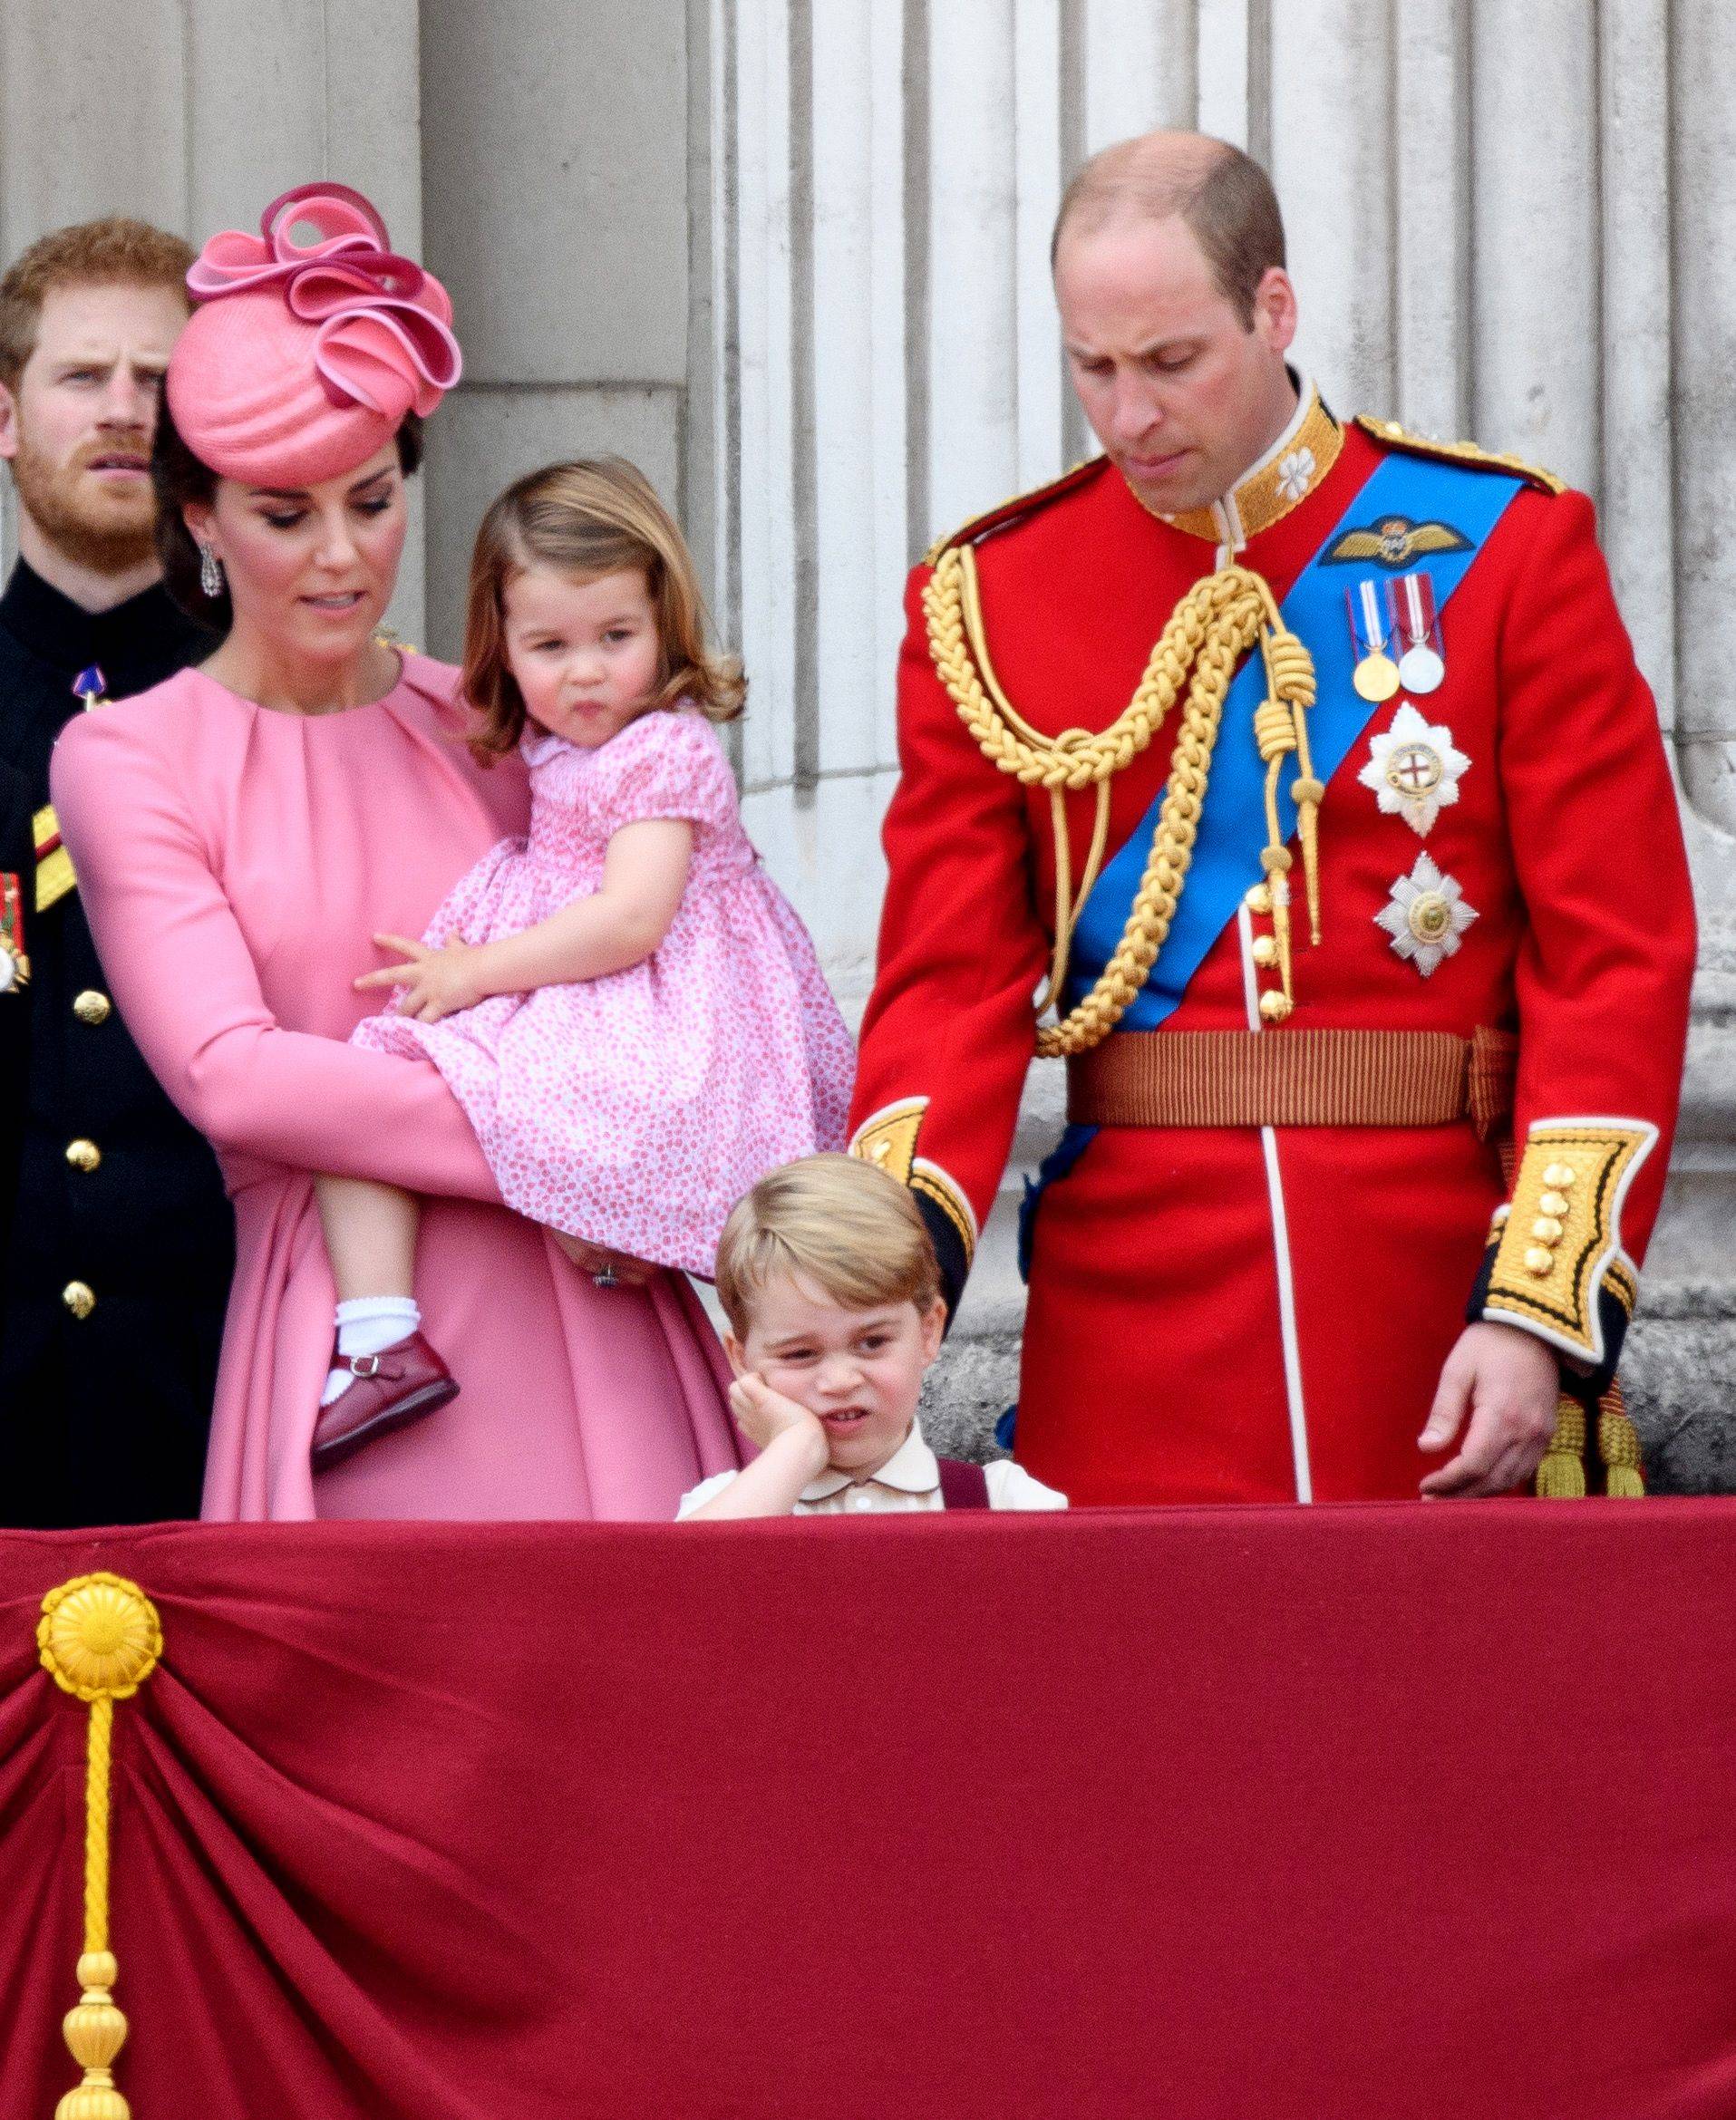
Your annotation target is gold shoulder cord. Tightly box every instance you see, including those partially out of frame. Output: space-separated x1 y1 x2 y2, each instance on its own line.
925 544 1322 1057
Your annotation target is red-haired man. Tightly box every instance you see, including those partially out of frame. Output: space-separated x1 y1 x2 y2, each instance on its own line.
0 218 231 1525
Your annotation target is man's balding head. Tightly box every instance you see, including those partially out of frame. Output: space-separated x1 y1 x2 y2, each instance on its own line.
1052 131 1285 328
1051 131 1300 515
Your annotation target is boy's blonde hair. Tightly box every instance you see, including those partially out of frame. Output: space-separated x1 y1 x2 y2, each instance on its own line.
461 455 745 763
714 1154 941 1339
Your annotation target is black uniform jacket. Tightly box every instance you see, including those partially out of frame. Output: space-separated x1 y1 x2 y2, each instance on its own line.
0 560 232 1526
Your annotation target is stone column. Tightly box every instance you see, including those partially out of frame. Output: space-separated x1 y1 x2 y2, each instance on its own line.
417 0 692 665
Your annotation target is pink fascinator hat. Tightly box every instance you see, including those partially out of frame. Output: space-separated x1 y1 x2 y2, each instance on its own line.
166 181 461 488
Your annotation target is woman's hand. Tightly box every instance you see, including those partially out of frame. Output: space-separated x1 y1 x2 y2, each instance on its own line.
355 934 484 1022
727 1371 825 1457
548 1230 661 1288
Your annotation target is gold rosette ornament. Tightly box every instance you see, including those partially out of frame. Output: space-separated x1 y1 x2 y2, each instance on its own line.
37 1572 163 2120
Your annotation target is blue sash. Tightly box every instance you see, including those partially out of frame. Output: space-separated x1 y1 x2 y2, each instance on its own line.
1062 453 1522 1029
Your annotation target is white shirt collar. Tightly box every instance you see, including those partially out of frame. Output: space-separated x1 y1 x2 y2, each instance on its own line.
799 1418 940 1503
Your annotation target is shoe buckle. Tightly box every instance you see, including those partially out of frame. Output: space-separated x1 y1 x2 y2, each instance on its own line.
348 1353 382 1378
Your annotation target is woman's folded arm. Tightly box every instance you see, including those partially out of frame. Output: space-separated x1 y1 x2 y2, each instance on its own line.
51 707 504 1205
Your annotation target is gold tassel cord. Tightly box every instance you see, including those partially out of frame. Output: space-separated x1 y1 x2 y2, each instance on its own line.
927 543 1322 1057
1260 625 1324 944
37 1573 163 2120
1597 1382 1647 1499
1533 1399 1589 1498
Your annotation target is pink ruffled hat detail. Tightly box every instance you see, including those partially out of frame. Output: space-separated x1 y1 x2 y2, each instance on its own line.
167 181 461 488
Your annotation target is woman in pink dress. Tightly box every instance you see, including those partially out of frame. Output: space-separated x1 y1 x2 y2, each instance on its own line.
50 182 745 1521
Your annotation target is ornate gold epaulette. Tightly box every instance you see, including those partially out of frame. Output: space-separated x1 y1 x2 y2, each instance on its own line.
1353 414 1567 497
922 457 1107 568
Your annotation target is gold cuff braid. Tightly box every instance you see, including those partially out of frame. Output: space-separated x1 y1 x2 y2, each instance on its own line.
925 545 1320 1058
1485 1122 1655 1364
849 1100 976 1267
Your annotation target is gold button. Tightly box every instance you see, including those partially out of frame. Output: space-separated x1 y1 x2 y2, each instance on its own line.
64 1138 101 1173
1524 1246 1556 1277
1538 1190 1571 1219
1258 990 1293 1022
1542 1163 1576 1190
1245 884 1272 917
1530 1215 1564 1243
73 990 112 1026
62 1281 95 1320
1250 934 1279 969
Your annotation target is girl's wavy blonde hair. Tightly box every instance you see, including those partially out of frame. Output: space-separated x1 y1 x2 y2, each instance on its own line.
462 456 745 763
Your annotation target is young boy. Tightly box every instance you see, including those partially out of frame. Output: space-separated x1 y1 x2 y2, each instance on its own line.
679 1154 1067 1517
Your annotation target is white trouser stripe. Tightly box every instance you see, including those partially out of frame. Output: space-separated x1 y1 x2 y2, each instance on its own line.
1236 903 1314 1503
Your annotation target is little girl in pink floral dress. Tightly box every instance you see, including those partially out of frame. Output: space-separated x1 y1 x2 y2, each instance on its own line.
309 459 853 1462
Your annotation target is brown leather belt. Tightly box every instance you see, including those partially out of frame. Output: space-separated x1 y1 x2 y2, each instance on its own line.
1066 1026 1518 1138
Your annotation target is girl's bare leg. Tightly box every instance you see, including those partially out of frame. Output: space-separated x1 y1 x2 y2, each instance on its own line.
315 1175 421 1300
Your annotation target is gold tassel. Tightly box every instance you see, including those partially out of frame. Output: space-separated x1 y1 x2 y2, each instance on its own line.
1252 695 1298 1012
1533 1399 1587 1497
37 1574 163 2120
1597 1391 1646 1498
1260 624 1324 946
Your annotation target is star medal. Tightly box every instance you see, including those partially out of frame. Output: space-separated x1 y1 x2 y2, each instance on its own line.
1346 579 1401 702
72 664 110 711
1373 852 1478 977
1358 702 1472 837
0 871 30 992
1393 573 1445 694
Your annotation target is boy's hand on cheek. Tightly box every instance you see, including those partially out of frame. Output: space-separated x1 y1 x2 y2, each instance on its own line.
729 1373 827 1461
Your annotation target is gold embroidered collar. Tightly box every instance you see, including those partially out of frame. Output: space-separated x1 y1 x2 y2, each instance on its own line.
1144 376 1343 549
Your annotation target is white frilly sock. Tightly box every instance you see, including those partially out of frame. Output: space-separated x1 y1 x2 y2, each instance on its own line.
320 1295 422 1408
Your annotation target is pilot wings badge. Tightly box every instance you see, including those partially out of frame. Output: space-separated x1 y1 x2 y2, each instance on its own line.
1322 515 1471 569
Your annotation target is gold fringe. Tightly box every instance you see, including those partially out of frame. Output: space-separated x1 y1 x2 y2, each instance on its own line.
1353 414 1567 496
1597 1392 1647 1499
1534 1400 1588 1498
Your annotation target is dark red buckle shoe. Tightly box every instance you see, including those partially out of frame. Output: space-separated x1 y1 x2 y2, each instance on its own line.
310 1331 459 1472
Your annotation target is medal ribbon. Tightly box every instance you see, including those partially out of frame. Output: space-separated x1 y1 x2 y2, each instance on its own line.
1065 451 1523 1028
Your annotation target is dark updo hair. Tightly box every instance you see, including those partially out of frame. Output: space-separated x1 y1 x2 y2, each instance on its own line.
151 397 425 632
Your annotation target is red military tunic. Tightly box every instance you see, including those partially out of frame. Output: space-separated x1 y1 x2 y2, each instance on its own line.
849 382 1697 1505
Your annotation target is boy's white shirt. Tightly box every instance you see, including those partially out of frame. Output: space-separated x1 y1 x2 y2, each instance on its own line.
676 1418 1067 1517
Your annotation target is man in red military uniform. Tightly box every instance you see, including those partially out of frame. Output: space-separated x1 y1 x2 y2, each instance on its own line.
849 132 1696 1505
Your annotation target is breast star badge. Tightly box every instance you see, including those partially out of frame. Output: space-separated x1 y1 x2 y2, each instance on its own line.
1374 852 1478 977
1358 703 1471 837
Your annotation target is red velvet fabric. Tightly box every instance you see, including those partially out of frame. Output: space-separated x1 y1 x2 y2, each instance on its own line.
4 1506 1734 2118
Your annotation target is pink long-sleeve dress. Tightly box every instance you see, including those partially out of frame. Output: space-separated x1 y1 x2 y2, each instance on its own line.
50 654 743 1522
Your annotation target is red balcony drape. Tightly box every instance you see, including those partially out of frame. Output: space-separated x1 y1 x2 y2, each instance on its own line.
4 1505 1735 2118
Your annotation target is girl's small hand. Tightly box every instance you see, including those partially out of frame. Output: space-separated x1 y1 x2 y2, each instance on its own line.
728 1371 824 1456
355 934 484 1022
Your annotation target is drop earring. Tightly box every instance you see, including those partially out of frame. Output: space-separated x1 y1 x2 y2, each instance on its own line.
199 542 224 599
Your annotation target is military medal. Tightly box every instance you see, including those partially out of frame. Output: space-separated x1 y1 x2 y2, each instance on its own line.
1374 852 1478 977
1347 579 1401 702
73 664 110 711
0 872 30 992
1358 703 1473 837
1394 573 1445 694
